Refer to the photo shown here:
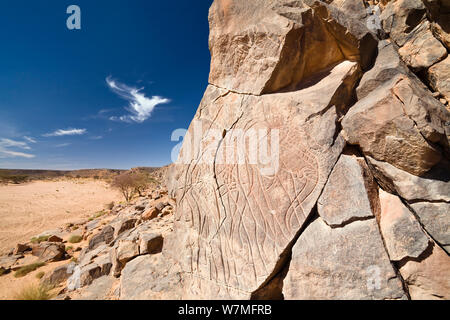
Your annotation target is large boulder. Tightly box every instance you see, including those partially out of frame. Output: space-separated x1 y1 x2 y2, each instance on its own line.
342 40 450 176
31 242 66 263
283 218 407 300
120 254 183 300
208 0 374 95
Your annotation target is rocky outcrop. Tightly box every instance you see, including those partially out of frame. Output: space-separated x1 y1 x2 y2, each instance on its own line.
166 0 450 300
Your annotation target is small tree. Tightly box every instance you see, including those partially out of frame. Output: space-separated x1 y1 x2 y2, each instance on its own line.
111 173 136 202
132 172 150 197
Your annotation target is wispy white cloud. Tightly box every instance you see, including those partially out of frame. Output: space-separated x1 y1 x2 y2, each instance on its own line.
43 128 87 137
106 76 170 123
0 138 35 158
24 136 37 144
0 148 35 159
55 143 71 148
0 138 31 150
89 135 103 140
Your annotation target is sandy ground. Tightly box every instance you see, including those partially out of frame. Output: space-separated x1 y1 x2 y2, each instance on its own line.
0 179 121 255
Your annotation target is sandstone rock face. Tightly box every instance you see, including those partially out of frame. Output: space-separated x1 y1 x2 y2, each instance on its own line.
410 202 450 254
208 0 374 95
41 263 76 286
166 0 450 300
397 21 447 70
342 39 449 176
169 60 358 298
284 218 406 300
379 189 430 261
367 157 450 202
399 243 450 300
428 56 450 103
120 254 183 300
317 155 375 227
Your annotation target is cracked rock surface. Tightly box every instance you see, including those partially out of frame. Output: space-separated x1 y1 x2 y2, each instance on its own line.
167 0 450 300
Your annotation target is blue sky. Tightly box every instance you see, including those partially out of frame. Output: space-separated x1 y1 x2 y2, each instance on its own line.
0 1 212 169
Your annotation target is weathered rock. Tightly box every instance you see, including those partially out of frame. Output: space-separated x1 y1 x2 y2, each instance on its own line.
69 254 113 289
0 254 23 270
112 218 137 238
78 243 109 267
380 0 427 46
169 59 359 298
31 242 66 262
427 56 450 104
139 233 164 255
367 156 450 202
342 73 449 175
79 263 103 287
88 226 114 251
397 21 447 71
378 189 430 261
120 254 183 300
283 217 407 300
13 243 31 255
317 155 375 227
430 14 450 49
41 263 76 286
356 40 413 100
208 0 374 95
142 207 160 221
410 202 450 254
110 236 140 277
399 243 450 299
72 276 116 300
155 202 169 212
47 235 63 243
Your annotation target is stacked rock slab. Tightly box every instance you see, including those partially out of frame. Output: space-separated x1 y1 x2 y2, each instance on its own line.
167 0 450 299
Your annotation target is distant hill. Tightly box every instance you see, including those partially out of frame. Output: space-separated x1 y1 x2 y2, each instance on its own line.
0 168 127 184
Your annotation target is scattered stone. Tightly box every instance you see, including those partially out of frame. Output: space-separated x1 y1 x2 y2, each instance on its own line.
13 243 31 255
139 233 163 255
88 226 114 251
41 263 76 286
31 242 66 262
112 218 137 238
142 207 160 221
48 235 63 243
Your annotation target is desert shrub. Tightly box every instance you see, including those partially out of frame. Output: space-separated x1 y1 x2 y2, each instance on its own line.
65 245 73 251
93 175 100 180
9 175 29 184
0 268 8 276
68 235 83 243
14 284 53 300
30 235 50 244
111 172 149 202
70 257 78 263
35 271 45 279
14 262 46 278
